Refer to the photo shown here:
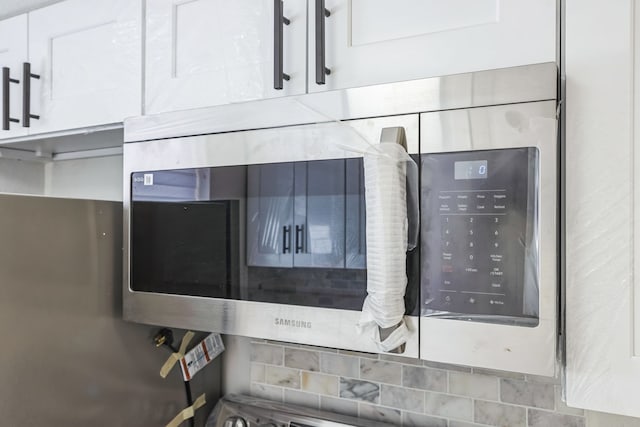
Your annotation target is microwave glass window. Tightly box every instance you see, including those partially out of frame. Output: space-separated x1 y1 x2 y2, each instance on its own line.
420 148 539 326
130 163 419 314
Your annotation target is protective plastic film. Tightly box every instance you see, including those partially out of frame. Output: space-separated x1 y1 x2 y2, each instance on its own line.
356 141 419 352
144 0 306 115
421 147 540 326
29 0 142 132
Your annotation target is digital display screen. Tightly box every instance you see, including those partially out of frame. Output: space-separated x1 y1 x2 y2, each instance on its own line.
454 160 487 180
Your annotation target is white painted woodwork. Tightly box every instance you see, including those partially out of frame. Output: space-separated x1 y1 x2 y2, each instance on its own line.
145 0 307 115
27 0 142 134
0 14 28 138
565 0 640 417
309 0 556 92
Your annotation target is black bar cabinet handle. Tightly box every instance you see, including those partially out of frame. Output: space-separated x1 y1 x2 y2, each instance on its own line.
22 62 40 128
315 0 331 85
273 0 290 90
295 224 304 253
2 67 20 131
282 225 291 253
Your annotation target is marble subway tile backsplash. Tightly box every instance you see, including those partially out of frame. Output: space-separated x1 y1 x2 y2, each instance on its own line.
249 340 585 426
340 377 380 403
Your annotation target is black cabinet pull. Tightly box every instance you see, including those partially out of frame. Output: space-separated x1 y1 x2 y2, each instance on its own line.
315 0 331 85
22 62 40 128
282 225 291 253
2 67 20 130
273 0 290 90
295 224 304 253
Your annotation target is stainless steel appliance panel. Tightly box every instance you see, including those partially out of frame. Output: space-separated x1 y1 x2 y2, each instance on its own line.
206 394 393 427
124 115 421 358
0 194 220 426
125 62 557 143
419 101 558 376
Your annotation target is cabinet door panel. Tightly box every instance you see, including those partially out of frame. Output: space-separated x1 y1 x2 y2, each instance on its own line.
145 0 307 115
0 15 28 138
309 0 555 92
28 0 142 134
566 0 640 417
294 159 346 269
247 163 294 268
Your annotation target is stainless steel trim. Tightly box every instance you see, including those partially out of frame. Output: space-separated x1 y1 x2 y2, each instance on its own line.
207 394 394 427
124 62 557 143
419 100 558 376
125 294 420 358
123 115 421 358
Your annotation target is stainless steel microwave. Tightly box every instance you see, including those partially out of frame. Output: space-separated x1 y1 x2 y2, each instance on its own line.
123 63 558 375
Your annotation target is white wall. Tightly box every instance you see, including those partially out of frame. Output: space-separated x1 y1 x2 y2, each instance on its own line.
0 158 44 195
44 155 123 201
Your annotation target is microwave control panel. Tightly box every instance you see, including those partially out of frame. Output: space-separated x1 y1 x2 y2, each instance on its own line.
421 148 539 322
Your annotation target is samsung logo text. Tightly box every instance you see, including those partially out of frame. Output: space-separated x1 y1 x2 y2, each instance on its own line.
274 318 312 329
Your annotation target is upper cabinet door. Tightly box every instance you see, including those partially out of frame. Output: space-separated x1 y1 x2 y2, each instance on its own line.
145 0 307 115
28 0 142 134
309 0 556 92
0 15 28 138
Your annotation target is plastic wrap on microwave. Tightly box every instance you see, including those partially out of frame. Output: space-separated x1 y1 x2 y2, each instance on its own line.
144 0 307 116
30 0 142 131
356 142 419 352
420 147 540 326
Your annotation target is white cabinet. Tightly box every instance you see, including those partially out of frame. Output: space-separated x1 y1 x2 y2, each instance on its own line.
145 0 307 115
308 0 556 92
145 0 556 114
565 0 640 418
0 14 28 138
26 0 142 134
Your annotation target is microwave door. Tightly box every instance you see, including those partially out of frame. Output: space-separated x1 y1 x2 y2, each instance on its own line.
123 114 421 358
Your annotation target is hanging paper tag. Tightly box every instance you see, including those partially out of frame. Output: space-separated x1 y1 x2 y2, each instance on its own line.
179 333 225 381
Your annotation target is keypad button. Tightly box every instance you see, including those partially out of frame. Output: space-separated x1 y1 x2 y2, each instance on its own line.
492 193 508 211
489 267 504 278
489 253 503 263
489 280 504 291
438 194 452 213
456 194 469 212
